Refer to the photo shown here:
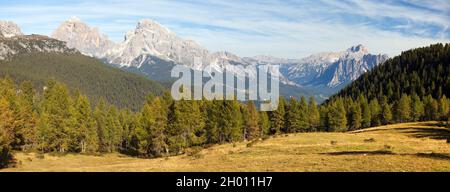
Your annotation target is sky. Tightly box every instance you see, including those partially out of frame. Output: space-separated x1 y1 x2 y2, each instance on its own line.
0 0 449 59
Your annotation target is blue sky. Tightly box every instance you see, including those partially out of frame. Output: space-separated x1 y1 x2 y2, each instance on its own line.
0 0 449 58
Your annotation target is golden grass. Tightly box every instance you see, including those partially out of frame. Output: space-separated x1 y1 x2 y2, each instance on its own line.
2 121 450 172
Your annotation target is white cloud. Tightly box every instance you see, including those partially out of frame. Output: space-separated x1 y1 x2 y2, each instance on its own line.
0 0 448 59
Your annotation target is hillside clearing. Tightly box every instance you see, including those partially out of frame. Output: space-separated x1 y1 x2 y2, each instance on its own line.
2 122 450 172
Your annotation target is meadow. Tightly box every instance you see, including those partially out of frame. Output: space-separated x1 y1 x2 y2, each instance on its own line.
2 122 449 172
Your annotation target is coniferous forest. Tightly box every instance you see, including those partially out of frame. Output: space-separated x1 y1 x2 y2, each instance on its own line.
1 43 449 168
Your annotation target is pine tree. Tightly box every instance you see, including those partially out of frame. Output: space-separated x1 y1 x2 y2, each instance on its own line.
269 97 285 134
308 97 320 131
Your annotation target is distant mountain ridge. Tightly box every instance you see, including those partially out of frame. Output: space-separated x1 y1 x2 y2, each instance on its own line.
50 18 389 99
0 25 165 110
0 18 390 100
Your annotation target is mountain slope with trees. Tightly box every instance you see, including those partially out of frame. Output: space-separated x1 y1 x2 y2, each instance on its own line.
323 43 450 131
0 53 165 111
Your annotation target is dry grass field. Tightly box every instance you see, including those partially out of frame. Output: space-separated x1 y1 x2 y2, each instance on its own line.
2 122 450 172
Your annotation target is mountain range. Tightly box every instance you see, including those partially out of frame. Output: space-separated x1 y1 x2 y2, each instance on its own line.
0 24 165 110
2 18 390 100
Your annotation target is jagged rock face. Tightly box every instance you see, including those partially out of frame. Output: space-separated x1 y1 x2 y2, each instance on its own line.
104 19 214 68
281 45 389 88
52 17 114 58
0 21 23 38
0 35 78 60
50 18 388 95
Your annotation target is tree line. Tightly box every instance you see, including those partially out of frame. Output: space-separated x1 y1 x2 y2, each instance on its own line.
1 76 449 167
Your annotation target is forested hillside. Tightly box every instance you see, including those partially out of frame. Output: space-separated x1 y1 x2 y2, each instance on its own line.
322 43 450 131
1 43 449 168
332 43 449 101
0 53 165 110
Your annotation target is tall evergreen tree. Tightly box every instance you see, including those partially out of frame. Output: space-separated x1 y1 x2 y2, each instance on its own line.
380 96 393 125
411 94 424 122
259 111 270 136
286 97 300 133
349 102 362 130
245 101 260 140
138 97 168 157
269 97 285 134
73 93 98 153
327 98 347 132
298 96 310 132
0 97 14 167
438 96 449 120
397 94 411 123
359 95 371 128
308 97 320 131
369 98 381 126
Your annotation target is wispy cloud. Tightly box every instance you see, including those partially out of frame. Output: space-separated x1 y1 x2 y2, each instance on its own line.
0 0 448 58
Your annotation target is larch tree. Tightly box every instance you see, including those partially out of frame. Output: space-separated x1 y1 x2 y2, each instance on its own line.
308 97 320 131
245 101 260 140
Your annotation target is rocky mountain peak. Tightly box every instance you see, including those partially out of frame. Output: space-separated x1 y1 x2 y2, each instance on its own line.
52 17 115 57
0 21 23 38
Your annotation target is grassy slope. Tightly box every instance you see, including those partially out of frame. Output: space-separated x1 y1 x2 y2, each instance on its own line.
3 122 450 172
